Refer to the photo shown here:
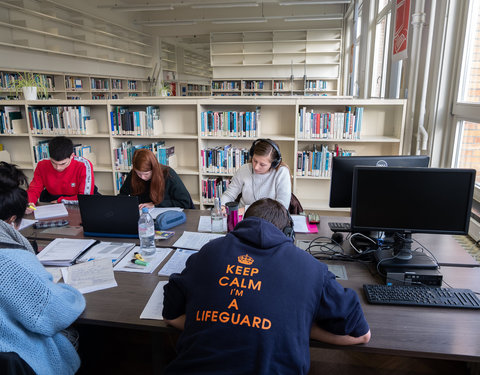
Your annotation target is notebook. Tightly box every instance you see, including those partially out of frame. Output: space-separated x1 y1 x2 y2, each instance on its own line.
78 195 140 238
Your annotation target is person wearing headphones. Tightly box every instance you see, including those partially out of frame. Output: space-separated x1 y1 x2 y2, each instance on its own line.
162 198 370 374
220 138 291 213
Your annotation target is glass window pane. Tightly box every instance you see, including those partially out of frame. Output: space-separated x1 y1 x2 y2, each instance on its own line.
459 0 480 103
371 16 387 97
378 0 389 13
457 120 480 185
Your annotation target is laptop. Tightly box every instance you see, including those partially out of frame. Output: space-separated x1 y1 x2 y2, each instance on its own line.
78 195 140 238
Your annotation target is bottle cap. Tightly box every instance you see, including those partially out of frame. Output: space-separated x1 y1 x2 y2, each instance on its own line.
142 207 149 213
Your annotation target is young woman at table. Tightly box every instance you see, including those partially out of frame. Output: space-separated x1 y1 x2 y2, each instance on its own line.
0 161 85 375
221 138 291 213
119 148 194 209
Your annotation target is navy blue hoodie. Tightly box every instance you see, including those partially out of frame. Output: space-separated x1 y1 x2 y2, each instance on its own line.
163 217 369 374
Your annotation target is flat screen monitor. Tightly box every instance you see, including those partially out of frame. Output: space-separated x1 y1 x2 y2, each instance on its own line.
329 155 430 208
351 167 476 269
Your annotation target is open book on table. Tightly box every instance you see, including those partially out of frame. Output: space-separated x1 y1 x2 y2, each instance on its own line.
37 238 99 267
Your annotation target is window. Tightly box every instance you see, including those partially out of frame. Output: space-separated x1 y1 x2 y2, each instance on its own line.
371 13 391 97
453 0 480 188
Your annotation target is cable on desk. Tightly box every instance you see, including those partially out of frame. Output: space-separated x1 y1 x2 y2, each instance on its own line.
349 232 379 254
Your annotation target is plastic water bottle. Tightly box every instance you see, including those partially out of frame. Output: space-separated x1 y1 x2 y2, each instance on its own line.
138 207 156 256
211 197 224 233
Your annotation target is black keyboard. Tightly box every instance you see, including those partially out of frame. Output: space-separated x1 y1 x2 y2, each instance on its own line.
328 221 351 232
363 284 480 309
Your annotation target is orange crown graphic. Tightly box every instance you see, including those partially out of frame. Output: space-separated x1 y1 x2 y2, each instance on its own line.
238 254 254 265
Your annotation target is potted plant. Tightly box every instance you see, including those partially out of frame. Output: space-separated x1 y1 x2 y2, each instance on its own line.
157 82 171 97
8 72 49 100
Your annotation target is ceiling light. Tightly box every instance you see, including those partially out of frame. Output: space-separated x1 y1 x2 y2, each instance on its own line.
280 1 350 5
191 2 259 9
140 20 198 26
284 14 343 21
212 18 267 24
101 4 174 11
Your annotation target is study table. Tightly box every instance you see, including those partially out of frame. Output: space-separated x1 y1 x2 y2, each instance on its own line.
23 207 480 372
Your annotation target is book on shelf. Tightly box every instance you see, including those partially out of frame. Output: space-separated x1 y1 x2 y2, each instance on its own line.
200 107 260 138
201 176 231 204
298 106 363 140
27 106 91 135
110 106 159 136
296 145 356 177
200 145 249 174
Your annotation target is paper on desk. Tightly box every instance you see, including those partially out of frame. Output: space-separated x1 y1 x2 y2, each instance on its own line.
158 248 197 276
149 207 183 219
198 216 227 233
34 203 68 220
291 215 310 233
140 280 168 320
18 218 38 231
172 231 225 250
113 247 172 273
45 266 63 283
61 258 117 294
76 242 135 265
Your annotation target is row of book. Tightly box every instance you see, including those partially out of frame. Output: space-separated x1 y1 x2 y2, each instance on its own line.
243 81 266 90
201 146 250 174
113 140 175 170
211 81 241 91
115 172 128 191
32 141 94 163
90 78 109 90
298 106 364 140
201 177 231 203
0 72 55 90
200 108 260 137
65 77 83 90
110 106 160 136
305 80 328 91
0 106 22 134
28 106 91 135
296 145 356 177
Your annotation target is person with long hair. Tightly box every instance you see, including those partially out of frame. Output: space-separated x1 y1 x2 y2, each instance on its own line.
0 162 85 375
119 148 193 209
221 138 291 212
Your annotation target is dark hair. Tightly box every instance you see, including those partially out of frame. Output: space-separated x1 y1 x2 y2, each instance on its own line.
48 136 74 161
244 198 289 231
131 148 167 205
0 162 29 226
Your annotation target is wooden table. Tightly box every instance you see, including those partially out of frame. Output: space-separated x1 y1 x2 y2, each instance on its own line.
24 208 480 373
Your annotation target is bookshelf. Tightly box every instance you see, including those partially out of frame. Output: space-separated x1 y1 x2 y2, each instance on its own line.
210 29 341 96
0 97 405 212
0 69 149 100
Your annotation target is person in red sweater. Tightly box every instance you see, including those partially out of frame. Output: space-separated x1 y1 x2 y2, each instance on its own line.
26 137 95 213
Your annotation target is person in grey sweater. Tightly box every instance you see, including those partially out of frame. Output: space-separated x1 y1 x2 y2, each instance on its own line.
221 139 291 213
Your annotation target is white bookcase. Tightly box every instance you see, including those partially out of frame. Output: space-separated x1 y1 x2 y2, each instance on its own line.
0 97 405 211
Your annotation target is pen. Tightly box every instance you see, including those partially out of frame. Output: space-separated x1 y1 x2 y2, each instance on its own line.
131 259 148 266
134 252 145 262
28 204 37 211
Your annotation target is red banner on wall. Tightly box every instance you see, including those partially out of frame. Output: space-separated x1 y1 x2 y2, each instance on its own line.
393 0 410 61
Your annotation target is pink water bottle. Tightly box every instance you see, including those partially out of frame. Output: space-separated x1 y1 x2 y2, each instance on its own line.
225 201 239 232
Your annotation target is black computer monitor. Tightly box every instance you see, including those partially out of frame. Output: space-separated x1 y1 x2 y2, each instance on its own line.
329 155 430 208
350 167 476 269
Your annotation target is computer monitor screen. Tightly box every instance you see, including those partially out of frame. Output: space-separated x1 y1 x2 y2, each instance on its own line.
329 155 430 208
351 167 476 268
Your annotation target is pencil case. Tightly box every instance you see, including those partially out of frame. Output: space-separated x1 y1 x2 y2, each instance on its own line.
155 211 186 230
33 219 69 229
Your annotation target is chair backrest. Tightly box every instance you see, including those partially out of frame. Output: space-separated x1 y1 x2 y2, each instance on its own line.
0 352 36 375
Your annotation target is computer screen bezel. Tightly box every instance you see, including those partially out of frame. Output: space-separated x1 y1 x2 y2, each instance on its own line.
350 166 476 235
328 155 430 208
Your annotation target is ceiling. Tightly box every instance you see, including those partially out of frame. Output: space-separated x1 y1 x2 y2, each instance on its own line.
88 0 350 55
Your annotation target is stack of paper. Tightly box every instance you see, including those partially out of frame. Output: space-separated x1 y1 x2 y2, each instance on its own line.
37 238 98 266
34 203 68 220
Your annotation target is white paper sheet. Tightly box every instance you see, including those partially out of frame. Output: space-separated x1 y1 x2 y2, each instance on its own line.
140 280 168 320
158 248 197 276
34 203 68 220
113 247 172 273
61 258 118 294
172 231 225 250
149 207 183 219
76 242 135 265
197 216 227 232
18 218 38 231
291 215 310 233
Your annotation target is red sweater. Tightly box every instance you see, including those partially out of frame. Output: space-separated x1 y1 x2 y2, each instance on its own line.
27 157 95 204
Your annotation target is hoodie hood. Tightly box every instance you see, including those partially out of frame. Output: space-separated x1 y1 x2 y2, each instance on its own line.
230 216 292 250
0 220 36 254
